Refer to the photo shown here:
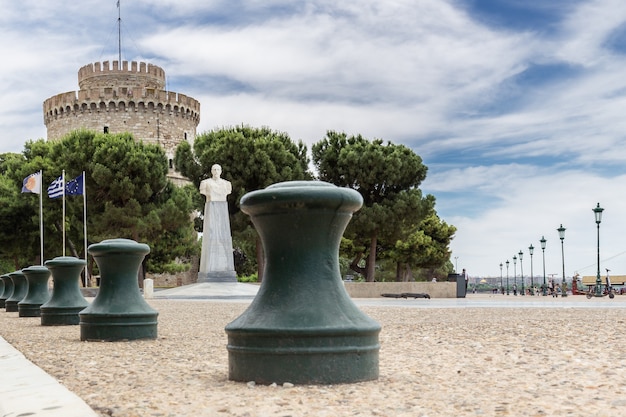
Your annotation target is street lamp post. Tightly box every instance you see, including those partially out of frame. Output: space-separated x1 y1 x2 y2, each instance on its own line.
454 256 458 273
513 255 517 296
506 260 510 295
540 236 547 296
529 244 534 296
593 203 604 297
518 250 524 296
499 263 503 295
558 224 566 297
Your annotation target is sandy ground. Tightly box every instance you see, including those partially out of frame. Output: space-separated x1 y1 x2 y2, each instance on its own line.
1 298 626 417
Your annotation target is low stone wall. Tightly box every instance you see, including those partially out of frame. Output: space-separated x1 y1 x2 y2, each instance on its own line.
146 257 199 288
343 281 457 298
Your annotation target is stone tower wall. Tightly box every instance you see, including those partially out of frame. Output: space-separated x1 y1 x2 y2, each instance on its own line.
43 61 200 160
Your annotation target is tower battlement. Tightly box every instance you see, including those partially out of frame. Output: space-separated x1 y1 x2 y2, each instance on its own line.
78 60 165 90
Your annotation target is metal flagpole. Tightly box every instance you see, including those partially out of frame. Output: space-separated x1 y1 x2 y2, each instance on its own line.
83 171 89 287
39 170 44 265
62 170 66 256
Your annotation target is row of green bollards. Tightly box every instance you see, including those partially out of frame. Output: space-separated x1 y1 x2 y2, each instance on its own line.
0 239 158 341
0 181 381 385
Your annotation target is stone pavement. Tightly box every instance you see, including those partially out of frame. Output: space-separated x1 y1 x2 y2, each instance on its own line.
0 282 260 416
1 286 624 416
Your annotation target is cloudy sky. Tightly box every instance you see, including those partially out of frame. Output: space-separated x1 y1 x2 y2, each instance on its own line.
2 0 626 281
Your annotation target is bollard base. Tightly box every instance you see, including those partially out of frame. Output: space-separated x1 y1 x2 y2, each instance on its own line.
5 301 19 312
18 304 43 317
41 307 87 325
227 330 380 385
80 313 158 341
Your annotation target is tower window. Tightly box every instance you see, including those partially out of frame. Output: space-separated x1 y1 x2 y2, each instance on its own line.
104 126 109 134
184 132 188 141
169 158 174 169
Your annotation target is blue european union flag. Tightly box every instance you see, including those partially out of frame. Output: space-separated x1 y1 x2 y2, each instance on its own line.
66 174 84 196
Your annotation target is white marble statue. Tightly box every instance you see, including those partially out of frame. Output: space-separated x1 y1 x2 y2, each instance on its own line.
198 164 237 282
200 164 232 202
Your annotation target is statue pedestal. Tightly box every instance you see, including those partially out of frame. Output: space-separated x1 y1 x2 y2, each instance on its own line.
225 181 381 384
198 201 236 283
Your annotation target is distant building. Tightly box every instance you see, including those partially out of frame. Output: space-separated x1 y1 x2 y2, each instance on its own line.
43 60 200 185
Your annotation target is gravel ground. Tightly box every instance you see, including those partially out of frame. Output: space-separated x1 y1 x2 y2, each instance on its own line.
1 299 626 417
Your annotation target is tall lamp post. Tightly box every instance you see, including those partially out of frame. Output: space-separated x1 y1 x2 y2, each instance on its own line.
506 260 510 295
513 255 517 296
528 244 534 295
593 203 604 297
454 256 458 272
557 224 566 297
518 250 524 296
540 236 547 296
499 263 503 294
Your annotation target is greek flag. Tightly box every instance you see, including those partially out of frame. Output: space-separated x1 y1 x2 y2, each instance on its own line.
47 176 65 199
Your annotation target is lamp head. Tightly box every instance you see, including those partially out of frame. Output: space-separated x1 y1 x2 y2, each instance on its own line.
529 244 534 255
593 203 604 224
540 236 547 250
557 224 566 240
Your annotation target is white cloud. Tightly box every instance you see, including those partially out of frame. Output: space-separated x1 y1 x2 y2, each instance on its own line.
3 0 626 277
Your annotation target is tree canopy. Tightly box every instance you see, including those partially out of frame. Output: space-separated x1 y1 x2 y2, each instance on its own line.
0 130 197 274
174 125 312 277
312 131 454 281
2 125 455 282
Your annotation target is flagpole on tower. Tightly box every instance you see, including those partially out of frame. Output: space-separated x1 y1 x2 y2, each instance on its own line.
117 0 122 63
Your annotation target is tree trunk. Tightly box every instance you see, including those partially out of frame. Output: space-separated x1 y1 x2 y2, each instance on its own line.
256 237 265 283
396 263 413 282
366 230 377 282
67 236 80 258
350 253 367 277
405 265 413 282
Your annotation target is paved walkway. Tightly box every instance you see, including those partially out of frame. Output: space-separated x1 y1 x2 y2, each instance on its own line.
0 336 99 416
1 286 625 416
152 281 260 299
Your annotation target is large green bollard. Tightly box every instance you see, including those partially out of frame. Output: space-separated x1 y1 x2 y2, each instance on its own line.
19 266 51 317
5 271 27 312
0 274 9 309
225 181 381 385
41 257 89 325
79 238 158 341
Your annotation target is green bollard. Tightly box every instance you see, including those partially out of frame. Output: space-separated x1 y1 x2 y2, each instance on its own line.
225 181 381 385
79 238 158 341
5 271 27 312
19 266 51 317
0 274 9 309
41 257 89 325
